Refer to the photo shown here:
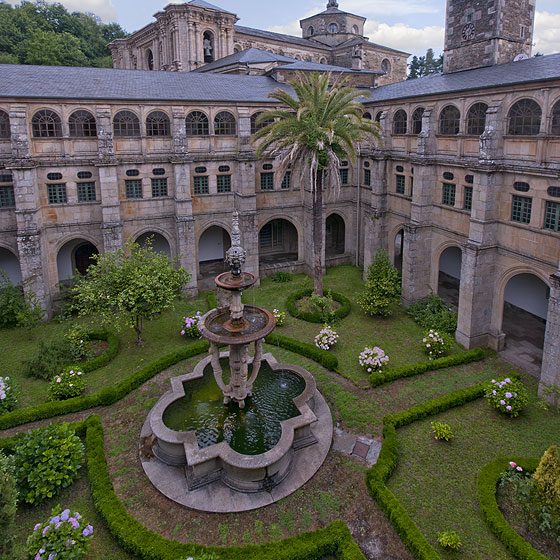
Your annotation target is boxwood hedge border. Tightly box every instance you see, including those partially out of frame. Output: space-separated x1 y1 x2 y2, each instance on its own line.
286 288 351 323
73 330 120 373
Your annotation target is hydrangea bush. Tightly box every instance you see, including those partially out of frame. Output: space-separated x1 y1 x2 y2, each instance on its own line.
63 323 93 363
358 346 389 375
47 370 86 401
273 308 286 326
314 325 339 350
422 329 450 360
0 375 18 413
485 376 528 417
180 311 202 337
25 506 93 560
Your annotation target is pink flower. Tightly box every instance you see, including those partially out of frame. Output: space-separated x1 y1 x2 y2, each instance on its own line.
506 405 512 411
103 345 107 348
509 461 516 468
181 330 185 335
516 466 523 472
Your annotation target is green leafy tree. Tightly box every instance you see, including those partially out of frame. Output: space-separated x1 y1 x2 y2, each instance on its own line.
0 450 18 559
358 249 401 316
407 55 420 79
533 444 560 510
17 29 89 66
253 72 381 295
71 239 190 345
408 49 444 79
0 271 43 329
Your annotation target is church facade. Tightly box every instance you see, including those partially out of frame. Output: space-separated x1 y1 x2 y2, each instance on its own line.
0 0 559 396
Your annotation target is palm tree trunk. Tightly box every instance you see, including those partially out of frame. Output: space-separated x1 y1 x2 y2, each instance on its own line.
313 168 324 296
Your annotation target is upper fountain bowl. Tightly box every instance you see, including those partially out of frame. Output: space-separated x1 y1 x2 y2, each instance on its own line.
215 271 256 291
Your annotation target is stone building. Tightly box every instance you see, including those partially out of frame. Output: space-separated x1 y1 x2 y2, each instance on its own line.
0 0 558 396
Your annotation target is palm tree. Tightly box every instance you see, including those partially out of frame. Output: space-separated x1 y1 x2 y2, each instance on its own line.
252 72 381 295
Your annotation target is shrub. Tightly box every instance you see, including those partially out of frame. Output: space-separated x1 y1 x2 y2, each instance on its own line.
180 311 202 337
358 250 401 317
310 292 337 323
485 376 528 417
22 338 75 380
358 346 389 375
0 271 43 329
407 293 457 334
0 450 17 559
422 329 451 360
272 308 286 326
431 421 453 441
533 445 560 511
47 370 86 401
64 323 93 362
437 530 462 550
25 505 93 560
0 376 17 414
314 325 339 350
13 423 85 504
286 288 351 323
264 333 338 371
271 271 293 283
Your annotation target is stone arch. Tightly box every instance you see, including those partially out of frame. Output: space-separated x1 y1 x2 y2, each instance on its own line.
436 244 462 309
57 238 99 283
258 218 299 266
325 213 345 257
198 224 231 278
0 246 22 284
203 30 215 63
146 48 154 70
134 230 172 257
392 227 404 274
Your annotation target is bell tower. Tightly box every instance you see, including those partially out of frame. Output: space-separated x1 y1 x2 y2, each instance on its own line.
443 0 536 74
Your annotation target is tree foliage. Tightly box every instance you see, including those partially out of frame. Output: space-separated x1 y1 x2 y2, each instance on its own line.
358 250 401 316
70 239 191 345
0 271 43 329
0 450 18 559
0 0 127 67
408 48 444 79
533 444 560 511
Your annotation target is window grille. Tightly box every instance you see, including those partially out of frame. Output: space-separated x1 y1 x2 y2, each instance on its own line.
77 182 96 202
47 183 67 204
125 179 143 198
511 195 532 224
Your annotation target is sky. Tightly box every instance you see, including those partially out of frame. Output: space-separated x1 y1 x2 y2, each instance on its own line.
6 0 560 59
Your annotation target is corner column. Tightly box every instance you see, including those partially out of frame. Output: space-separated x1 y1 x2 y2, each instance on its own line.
539 273 560 400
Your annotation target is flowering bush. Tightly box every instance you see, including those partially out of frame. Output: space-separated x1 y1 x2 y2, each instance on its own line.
422 329 451 360
273 308 286 326
358 346 389 375
485 376 528 417
25 506 93 560
180 311 202 337
63 323 93 363
314 325 339 350
0 375 18 413
47 370 86 401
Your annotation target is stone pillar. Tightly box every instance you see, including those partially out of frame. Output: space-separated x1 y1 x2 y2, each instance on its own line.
417 108 436 155
96 108 115 162
238 109 251 153
172 107 187 155
97 165 123 253
363 157 387 276
239 210 259 283
9 106 30 159
539 274 560 401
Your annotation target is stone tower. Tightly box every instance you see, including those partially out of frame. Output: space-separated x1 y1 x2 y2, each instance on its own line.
443 0 536 73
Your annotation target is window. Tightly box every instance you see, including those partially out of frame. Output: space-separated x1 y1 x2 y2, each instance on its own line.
547 186 560 198
352 24 359 34
151 178 168 197
396 165 404 173
193 175 208 195
47 172 62 181
146 111 170 136
411 107 424 134
511 195 532 224
0 185 15 208
396 174 405 194
32 110 62 138
393 109 407 135
214 111 236 135
381 59 390 75
262 163 273 170
465 174 474 184
363 112 372 121
439 105 460 135
218 165 230 173
551 101 560 135
544 201 560 231
77 171 92 179
281 172 291 189
328 22 338 33
125 179 143 198
152 168 165 176
375 111 383 123
466 102 488 136
0 110 9 139
0 173 13 183
185 111 209 136
520 25 526 39
507 99 541 136
69 110 97 137
47 183 67 204
126 169 139 177
308 26 314 36
443 172 454 180
364 169 371 186
259 221 283 250
260 172 274 190
147 49 154 70
409 176 414 197
339 169 348 185
194 166 207 174
364 161 370 168
513 181 530 192
217 175 231 193
250 112 273 134
464 186 473 211
77 182 96 202
442 183 456 206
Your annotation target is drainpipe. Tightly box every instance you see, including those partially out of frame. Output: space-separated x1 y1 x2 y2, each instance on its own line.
355 146 361 267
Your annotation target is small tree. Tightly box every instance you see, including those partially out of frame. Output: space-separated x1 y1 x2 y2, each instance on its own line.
71 239 190 345
0 271 43 329
533 444 560 510
358 250 401 317
0 450 17 559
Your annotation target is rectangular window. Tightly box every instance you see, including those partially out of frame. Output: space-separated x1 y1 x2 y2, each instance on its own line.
442 183 456 206
395 174 405 194
77 181 96 202
364 169 371 186
125 179 143 199
217 175 231 193
511 195 532 224
339 168 348 185
409 176 414 197
281 171 291 190
544 200 560 232
260 172 274 191
464 186 473 211
0 185 15 208
193 175 209 195
151 178 168 197
47 183 67 204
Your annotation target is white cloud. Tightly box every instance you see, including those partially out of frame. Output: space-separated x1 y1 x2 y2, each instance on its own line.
533 11 560 55
343 0 439 18
5 0 117 22
365 20 444 56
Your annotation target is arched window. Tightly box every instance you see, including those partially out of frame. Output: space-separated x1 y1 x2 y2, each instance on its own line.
375 111 383 123
381 59 391 75
328 22 338 33
0 110 10 139
439 105 460 135
68 110 97 137
466 102 488 136
203 31 214 63
412 107 424 134
32 109 62 138
147 49 154 70
214 111 236 135
250 112 273 135
308 26 314 36
550 100 560 135
146 111 170 136
363 112 372 120
233 44 241 53
113 111 140 137
507 99 542 136
393 109 407 135
352 25 359 34
319 57 327 65
185 111 209 136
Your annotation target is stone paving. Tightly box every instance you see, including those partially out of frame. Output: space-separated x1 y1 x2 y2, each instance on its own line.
332 425 382 466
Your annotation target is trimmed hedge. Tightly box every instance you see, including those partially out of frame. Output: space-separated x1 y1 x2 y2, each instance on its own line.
286 288 351 323
369 347 489 387
265 333 339 371
74 330 120 373
478 457 548 560
206 290 218 310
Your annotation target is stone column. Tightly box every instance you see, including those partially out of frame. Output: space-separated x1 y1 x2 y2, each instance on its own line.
239 210 259 283
96 107 115 162
238 109 251 153
363 157 387 276
97 164 123 253
539 273 560 401
172 107 187 156
9 106 30 159
417 108 436 155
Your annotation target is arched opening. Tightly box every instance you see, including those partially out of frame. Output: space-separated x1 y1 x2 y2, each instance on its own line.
393 229 404 274
501 273 549 373
326 214 345 257
147 49 154 70
0 247 22 284
258 219 298 266
57 239 99 284
438 246 462 309
203 31 214 63
198 226 231 278
135 232 171 256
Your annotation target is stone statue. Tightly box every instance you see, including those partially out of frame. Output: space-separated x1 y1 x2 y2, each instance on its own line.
352 44 362 58
327 0 338 8
203 37 213 58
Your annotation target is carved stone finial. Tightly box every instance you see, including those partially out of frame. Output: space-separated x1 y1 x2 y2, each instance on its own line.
225 210 246 277
327 0 338 8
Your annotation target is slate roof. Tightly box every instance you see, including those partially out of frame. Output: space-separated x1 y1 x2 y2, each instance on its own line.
234 25 331 51
274 60 381 75
187 0 233 14
195 48 297 73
